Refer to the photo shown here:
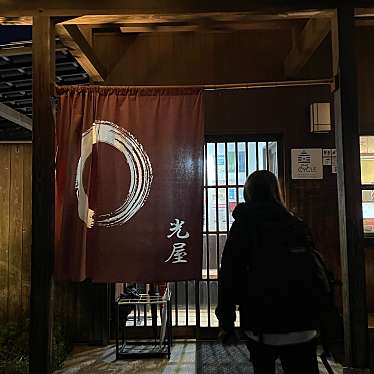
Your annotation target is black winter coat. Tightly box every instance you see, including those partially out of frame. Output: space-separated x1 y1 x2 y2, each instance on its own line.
215 201 331 333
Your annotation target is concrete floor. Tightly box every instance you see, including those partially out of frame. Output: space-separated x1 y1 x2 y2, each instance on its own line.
54 341 343 374
54 342 195 374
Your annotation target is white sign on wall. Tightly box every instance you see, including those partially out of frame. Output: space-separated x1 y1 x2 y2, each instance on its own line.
291 149 323 180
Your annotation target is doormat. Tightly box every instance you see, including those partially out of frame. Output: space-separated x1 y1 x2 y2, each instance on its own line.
195 342 283 374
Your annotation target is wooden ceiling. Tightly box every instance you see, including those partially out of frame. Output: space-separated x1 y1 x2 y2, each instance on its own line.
0 3 373 140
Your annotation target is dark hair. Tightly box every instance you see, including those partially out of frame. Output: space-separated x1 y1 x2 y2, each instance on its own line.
243 170 285 207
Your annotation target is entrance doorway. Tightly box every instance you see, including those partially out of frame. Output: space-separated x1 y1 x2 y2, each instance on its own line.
121 135 282 339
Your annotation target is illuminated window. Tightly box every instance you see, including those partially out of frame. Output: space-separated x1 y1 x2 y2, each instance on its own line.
360 136 374 234
202 138 279 327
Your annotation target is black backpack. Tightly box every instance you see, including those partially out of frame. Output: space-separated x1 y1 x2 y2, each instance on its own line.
240 215 332 334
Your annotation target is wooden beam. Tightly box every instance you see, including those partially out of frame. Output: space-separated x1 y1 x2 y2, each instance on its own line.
2 12 374 27
119 20 296 33
55 24 106 82
30 14 55 374
284 17 331 77
0 102 32 131
356 18 374 27
120 24 198 33
78 25 93 46
58 11 332 26
0 15 78 24
0 16 32 24
331 5 370 371
356 8 374 17
221 20 299 30
0 1 338 17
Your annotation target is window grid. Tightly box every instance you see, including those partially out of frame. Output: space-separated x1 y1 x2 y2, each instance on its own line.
200 139 279 328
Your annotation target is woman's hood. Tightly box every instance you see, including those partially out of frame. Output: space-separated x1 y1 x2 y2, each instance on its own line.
232 201 292 223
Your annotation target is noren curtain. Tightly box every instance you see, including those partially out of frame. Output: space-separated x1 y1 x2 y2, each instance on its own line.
55 86 204 282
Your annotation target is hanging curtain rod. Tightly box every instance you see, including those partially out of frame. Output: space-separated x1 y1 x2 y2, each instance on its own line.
56 78 333 91
202 78 333 91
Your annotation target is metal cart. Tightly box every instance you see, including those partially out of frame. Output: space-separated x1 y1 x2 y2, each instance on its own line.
115 287 172 359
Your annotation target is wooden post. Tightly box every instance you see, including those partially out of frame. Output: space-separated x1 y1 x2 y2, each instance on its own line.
331 4 370 372
30 15 55 374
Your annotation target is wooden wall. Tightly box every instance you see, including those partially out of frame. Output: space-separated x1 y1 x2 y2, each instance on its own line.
94 30 341 280
0 143 108 343
95 30 292 85
0 144 31 322
54 281 109 344
357 27 374 135
204 86 340 277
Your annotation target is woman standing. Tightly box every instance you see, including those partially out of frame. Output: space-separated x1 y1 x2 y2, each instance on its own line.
216 170 331 374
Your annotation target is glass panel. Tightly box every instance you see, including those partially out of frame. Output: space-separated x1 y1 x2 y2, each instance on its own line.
237 142 247 184
207 188 216 231
208 234 217 279
268 141 278 176
218 234 227 267
218 188 227 232
169 282 177 326
199 281 209 327
203 189 206 232
177 282 186 326
203 144 206 186
258 142 267 170
209 281 219 327
217 143 226 185
228 188 237 229
360 136 374 185
239 187 245 203
362 190 374 234
227 142 236 185
188 281 196 326
207 143 216 186
202 234 207 279
248 142 257 174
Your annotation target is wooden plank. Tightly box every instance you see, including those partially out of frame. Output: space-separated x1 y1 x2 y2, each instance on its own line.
284 17 331 77
56 24 106 82
0 102 32 131
78 25 93 46
89 284 110 345
331 5 370 370
100 30 295 85
120 24 198 33
356 18 374 27
0 16 32 24
103 33 155 85
356 8 374 17
176 32 202 84
0 145 11 322
356 27 374 134
119 20 296 33
59 10 333 25
21 144 32 314
8 144 24 321
30 14 55 374
0 2 336 17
